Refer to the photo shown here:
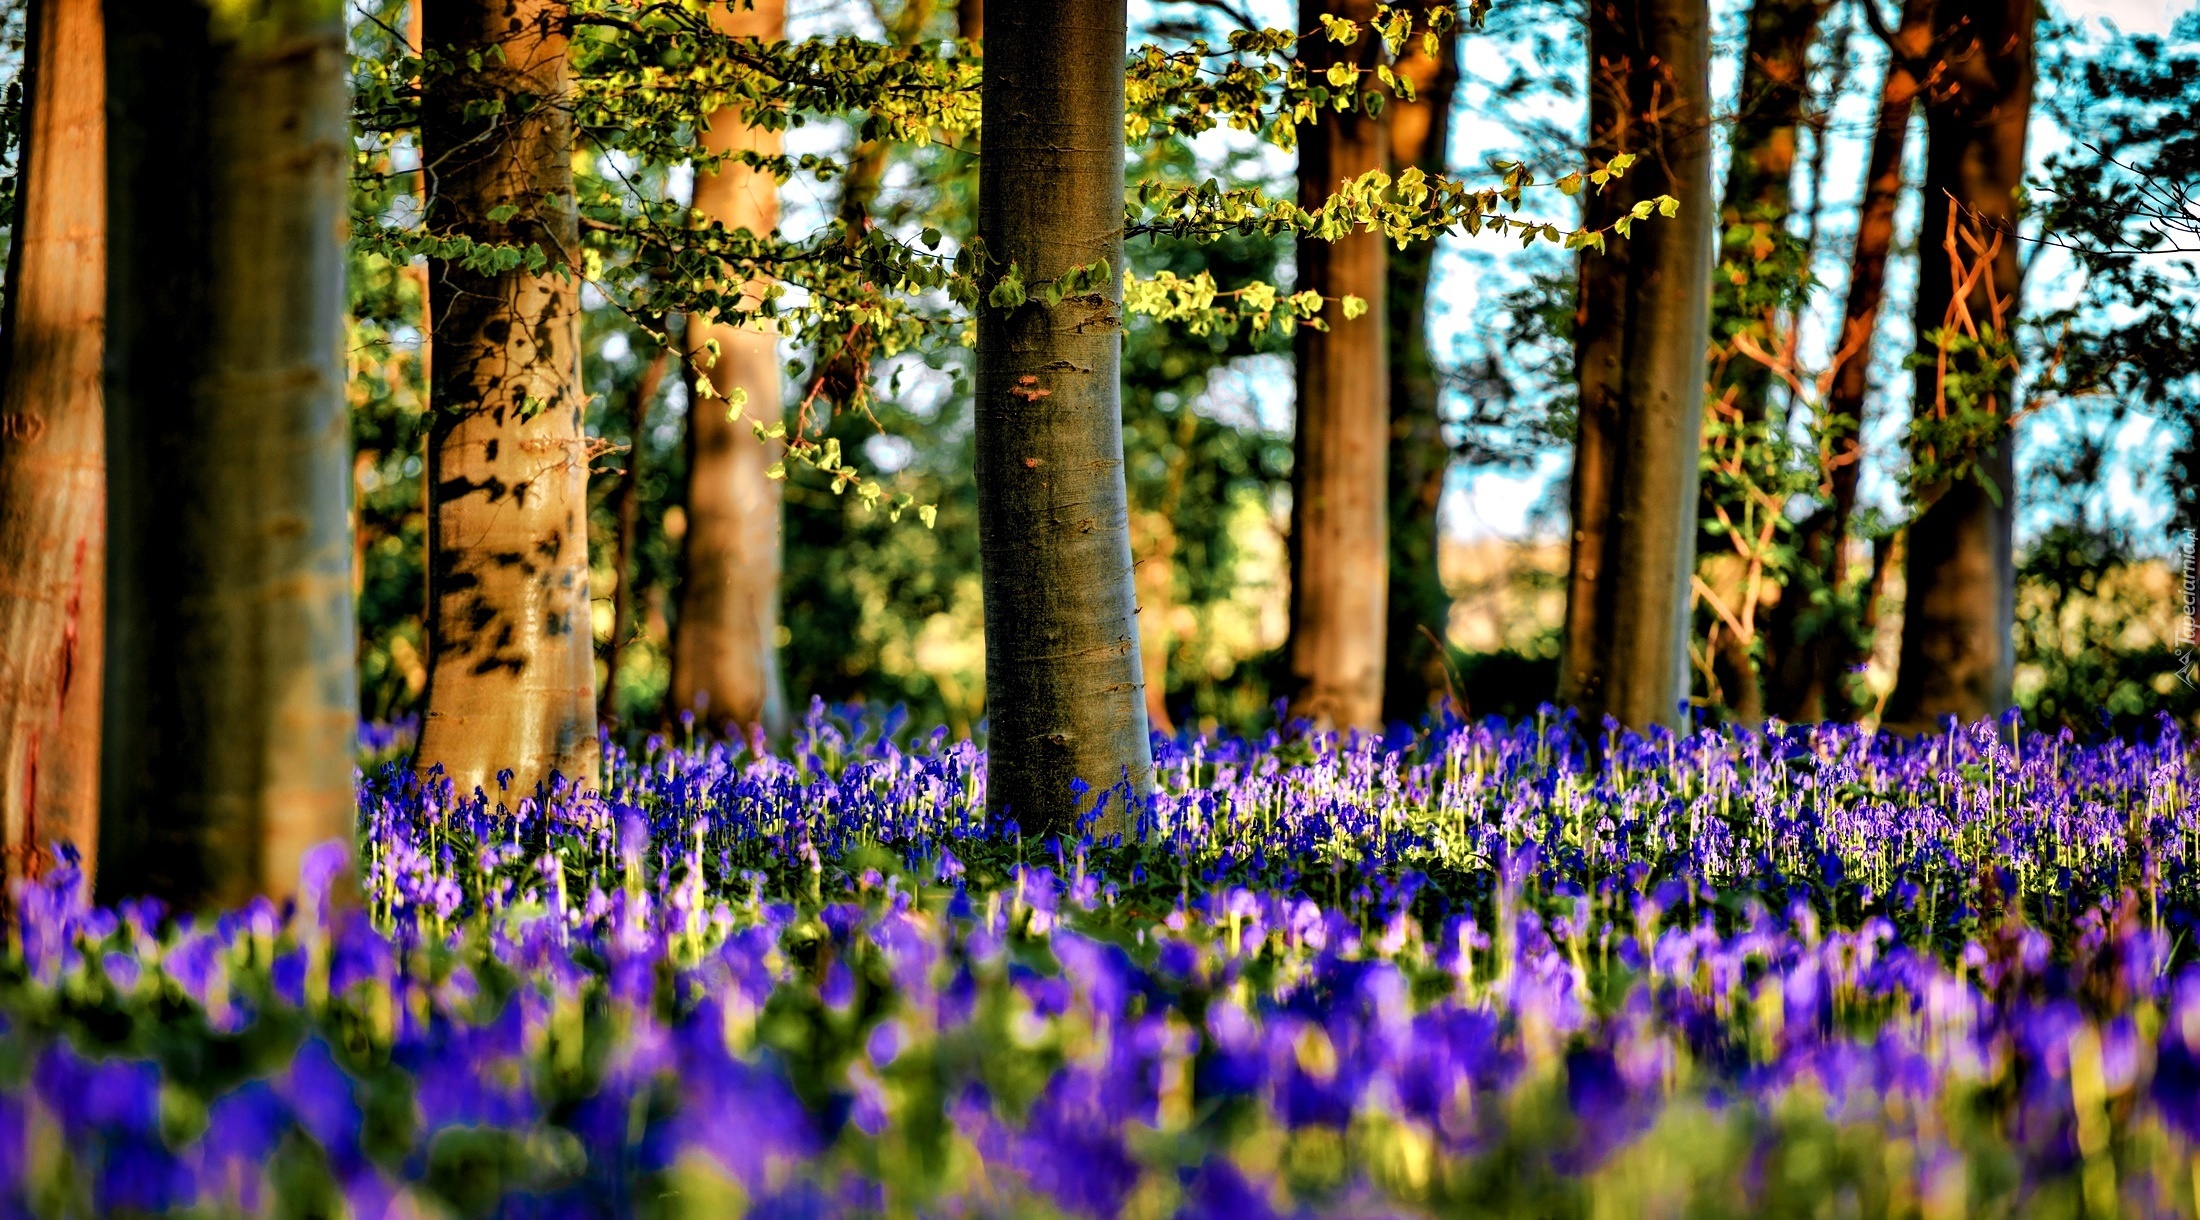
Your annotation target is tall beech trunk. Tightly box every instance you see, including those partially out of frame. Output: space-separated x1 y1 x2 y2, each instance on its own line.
1558 0 1715 731
1288 0 1391 731
956 0 982 39
1702 0 1825 723
671 0 790 739
98 0 355 907
0 0 104 885
417 0 600 800
1382 2 1462 724
974 0 1152 833
1884 0 2034 730
1763 0 1930 721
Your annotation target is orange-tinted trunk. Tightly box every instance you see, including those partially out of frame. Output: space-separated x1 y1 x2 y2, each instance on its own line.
671 0 791 739
0 0 104 884
1288 0 1391 732
1382 0 1462 724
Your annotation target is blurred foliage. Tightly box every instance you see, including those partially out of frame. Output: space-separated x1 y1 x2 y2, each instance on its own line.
2033 12 2200 539
2015 14 2200 734
2014 523 2197 735
346 247 430 724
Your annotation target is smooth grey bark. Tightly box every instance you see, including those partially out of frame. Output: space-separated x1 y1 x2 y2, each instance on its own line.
98 0 356 908
1884 0 2034 730
1558 0 1716 732
974 0 1152 835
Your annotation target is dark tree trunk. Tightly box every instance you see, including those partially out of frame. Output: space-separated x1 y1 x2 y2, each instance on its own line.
602 345 668 726
671 0 791 739
1884 0 2034 730
1558 0 1716 732
417 0 600 800
98 0 355 908
975 0 1152 834
1763 0 1930 721
1700 0 1825 723
1382 0 1462 725
957 0 982 39
0 0 104 884
1289 0 1391 731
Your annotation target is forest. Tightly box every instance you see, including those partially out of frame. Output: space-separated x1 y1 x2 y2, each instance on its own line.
0 0 2192 1213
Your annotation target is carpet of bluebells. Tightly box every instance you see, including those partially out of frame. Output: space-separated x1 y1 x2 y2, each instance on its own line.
5 706 2200 1217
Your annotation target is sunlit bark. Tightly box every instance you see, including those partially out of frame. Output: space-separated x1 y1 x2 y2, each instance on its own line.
0 0 104 884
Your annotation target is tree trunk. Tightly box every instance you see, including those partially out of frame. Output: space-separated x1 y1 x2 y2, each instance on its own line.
671 0 790 740
1289 0 1391 731
603 345 668 726
1558 0 1715 732
98 0 355 908
1699 0 1825 723
1764 0 1929 721
957 0 982 40
0 0 103 885
975 0 1152 834
1382 2 1462 725
417 0 600 801
1884 0 2034 730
